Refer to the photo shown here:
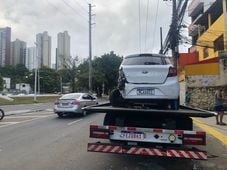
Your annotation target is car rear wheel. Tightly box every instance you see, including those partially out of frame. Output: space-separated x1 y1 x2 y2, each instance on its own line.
57 112 64 118
81 110 87 117
109 89 125 107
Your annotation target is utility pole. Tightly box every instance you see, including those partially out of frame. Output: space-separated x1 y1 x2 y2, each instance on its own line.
159 27 163 54
171 0 179 67
88 4 93 93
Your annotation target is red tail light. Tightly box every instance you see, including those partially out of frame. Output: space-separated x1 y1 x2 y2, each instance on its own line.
183 133 206 145
167 67 177 77
90 125 109 139
71 100 80 105
54 100 59 105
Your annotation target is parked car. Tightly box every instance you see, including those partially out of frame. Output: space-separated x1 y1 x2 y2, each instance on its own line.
54 93 98 118
109 53 180 109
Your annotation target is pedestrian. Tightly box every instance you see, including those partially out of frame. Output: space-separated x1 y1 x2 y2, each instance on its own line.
214 86 226 125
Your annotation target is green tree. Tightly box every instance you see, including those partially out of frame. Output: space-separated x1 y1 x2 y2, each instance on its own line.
39 67 60 93
76 51 122 96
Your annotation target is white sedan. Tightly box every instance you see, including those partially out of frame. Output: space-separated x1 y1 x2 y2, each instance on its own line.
54 93 98 118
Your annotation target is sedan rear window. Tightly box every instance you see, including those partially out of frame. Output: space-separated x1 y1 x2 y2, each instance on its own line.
122 56 169 65
60 94 81 100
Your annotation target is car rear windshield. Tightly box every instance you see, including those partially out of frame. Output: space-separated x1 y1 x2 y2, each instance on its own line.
60 94 81 100
122 56 171 65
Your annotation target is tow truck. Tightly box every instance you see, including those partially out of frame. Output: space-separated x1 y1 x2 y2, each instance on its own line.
85 103 215 160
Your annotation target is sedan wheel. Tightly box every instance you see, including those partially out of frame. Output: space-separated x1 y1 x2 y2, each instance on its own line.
81 110 87 117
57 113 64 118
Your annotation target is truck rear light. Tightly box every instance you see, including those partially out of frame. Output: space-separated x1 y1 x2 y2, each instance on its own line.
90 125 109 139
54 100 59 105
71 100 80 105
183 134 206 145
167 67 177 77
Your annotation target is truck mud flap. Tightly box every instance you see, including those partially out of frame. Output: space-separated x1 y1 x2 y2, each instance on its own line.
87 143 207 160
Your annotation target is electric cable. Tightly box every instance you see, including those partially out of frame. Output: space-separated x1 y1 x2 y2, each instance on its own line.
139 0 141 53
151 0 160 53
144 0 150 52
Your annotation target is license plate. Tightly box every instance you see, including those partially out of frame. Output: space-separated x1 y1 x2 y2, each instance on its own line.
137 88 154 95
120 131 145 140
62 103 69 106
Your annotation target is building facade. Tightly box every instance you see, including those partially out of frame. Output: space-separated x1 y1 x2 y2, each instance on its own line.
11 39 27 66
26 47 37 70
36 31 51 68
179 0 227 109
0 27 11 66
56 31 71 70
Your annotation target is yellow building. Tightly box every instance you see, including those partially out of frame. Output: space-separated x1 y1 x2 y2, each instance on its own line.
180 0 227 109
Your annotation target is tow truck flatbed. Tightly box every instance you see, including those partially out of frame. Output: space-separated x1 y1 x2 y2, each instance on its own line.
85 102 216 118
86 102 215 160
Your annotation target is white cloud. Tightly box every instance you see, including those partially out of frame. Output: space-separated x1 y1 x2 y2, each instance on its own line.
0 0 189 64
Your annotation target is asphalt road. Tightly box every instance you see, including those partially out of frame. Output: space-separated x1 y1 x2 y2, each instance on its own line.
1 103 53 115
0 111 226 170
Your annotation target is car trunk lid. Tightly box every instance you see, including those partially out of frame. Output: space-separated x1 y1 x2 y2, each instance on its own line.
122 65 169 84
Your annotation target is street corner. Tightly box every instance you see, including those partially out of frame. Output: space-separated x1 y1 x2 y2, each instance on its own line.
192 117 227 145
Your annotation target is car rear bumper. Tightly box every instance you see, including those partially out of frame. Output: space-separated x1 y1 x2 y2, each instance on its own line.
54 105 82 114
121 77 179 100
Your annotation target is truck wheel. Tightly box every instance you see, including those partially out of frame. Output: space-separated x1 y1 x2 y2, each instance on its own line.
170 99 179 110
103 113 115 126
109 89 125 107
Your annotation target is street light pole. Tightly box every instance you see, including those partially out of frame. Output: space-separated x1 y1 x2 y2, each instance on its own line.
34 42 39 102
34 67 37 102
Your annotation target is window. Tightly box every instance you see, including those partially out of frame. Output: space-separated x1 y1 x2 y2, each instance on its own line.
214 35 224 52
203 47 209 58
122 56 169 65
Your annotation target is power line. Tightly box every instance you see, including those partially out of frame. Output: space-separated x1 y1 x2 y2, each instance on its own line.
60 0 88 21
145 0 150 52
74 0 88 13
45 0 87 28
139 0 141 53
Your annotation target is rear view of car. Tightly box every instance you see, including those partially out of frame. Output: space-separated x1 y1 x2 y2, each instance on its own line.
54 93 98 118
110 53 180 109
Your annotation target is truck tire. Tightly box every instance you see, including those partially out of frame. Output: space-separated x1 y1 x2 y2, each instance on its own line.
177 117 192 130
109 89 125 107
103 113 115 126
170 98 179 110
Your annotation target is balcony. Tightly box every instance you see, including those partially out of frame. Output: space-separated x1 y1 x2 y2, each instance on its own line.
188 0 204 17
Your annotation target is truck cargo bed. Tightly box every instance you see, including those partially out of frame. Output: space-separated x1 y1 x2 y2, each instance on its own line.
84 102 216 118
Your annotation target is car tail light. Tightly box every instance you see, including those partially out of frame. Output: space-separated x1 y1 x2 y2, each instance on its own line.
167 67 177 77
183 133 206 145
71 100 80 105
90 125 109 139
118 69 128 90
54 100 59 105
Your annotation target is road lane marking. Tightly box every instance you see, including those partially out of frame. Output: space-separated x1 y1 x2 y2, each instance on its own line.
68 119 83 126
193 118 227 145
7 115 48 118
0 115 54 128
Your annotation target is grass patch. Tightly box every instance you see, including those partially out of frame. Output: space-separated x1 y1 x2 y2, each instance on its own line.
0 95 60 105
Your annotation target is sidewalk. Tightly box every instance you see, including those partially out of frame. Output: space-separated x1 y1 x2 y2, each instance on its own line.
193 115 227 145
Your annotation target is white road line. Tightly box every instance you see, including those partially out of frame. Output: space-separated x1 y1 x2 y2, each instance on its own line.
0 115 54 128
7 115 48 118
68 119 83 126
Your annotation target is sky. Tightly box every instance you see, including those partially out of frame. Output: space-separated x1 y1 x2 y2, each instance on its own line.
0 0 190 64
